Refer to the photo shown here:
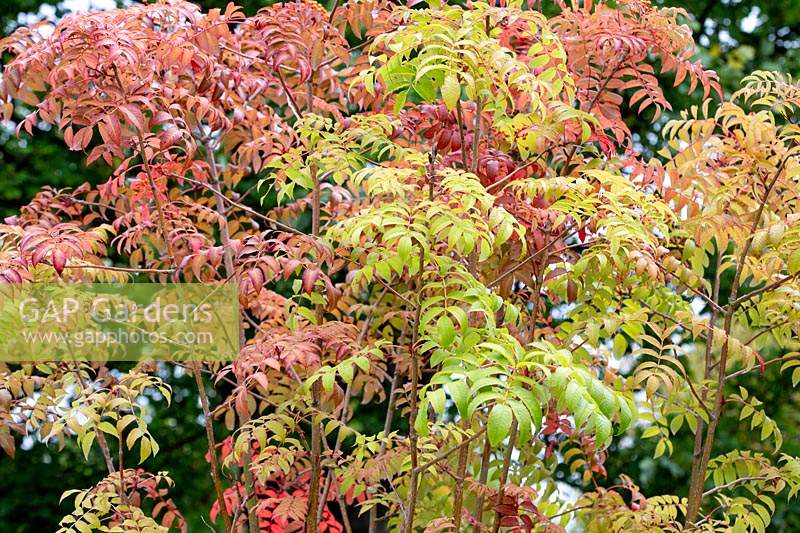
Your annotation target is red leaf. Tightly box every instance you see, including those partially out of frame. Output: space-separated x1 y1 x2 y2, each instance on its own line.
52 248 67 275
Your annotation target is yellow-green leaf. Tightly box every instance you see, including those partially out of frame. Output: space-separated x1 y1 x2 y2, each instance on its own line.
441 74 460 110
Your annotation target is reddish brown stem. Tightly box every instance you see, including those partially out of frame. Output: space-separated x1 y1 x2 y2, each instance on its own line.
455 99 469 171
471 98 484 175
473 432 493 533
367 369 402 533
451 433 470 530
401 251 425 533
193 364 233 532
306 160 325 532
491 420 518 533
137 136 176 268
203 140 255 533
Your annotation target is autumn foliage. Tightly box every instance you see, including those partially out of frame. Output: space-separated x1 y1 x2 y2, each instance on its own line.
2 0 800 532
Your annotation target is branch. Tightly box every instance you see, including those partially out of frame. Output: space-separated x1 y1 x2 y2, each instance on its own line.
71 198 127 216
138 132 232 531
485 149 552 193
276 67 302 120
74 369 117 477
451 435 470 530
202 139 252 533
636 303 713 419
192 364 233 532
726 351 799 381
316 288 389 522
488 222 578 288
684 154 789 526
689 246 723 503
412 426 487 475
729 273 797 308
491 419 518 533
401 248 425 533
471 98 484 175
172 174 304 235
472 432 492 533
455 99 469 171
744 319 791 347
561 55 627 173
651 260 725 315
703 475 771 498
64 264 175 274
318 38 374 70
137 135 177 267
176 173 417 308
547 503 595 520
367 366 402 533
306 164 325 533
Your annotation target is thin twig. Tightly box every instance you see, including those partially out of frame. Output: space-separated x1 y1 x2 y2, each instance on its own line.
64 264 175 274
472 432 492 533
726 352 799 381
413 426 487 475
729 273 797 308
367 367 402 533
703 476 771 498
276 67 302 120
401 250 425 533
488 223 577 288
491 420 518 533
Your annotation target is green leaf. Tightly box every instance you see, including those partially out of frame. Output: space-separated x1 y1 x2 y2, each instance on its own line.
80 431 95 460
364 71 375 96
414 399 430 437
487 403 513 447
398 235 412 263
580 121 592 143
789 249 800 275
97 421 118 438
441 74 460 110
654 439 666 458
437 315 456 348
322 369 336 392
139 435 152 463
613 334 627 357
508 400 532 443
393 90 408 114
588 380 617 419
641 425 661 439
617 398 635 434
669 415 684 435
413 73 438 101
338 362 354 384
594 414 612 448
126 426 144 450
354 356 370 373
447 380 470 419
429 387 446 415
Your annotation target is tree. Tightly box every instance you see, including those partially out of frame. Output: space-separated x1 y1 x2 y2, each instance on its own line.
0 0 799 532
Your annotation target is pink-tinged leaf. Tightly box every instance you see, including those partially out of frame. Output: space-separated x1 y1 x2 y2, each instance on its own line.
302 268 320 293
119 104 145 133
51 248 67 275
235 388 250 417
